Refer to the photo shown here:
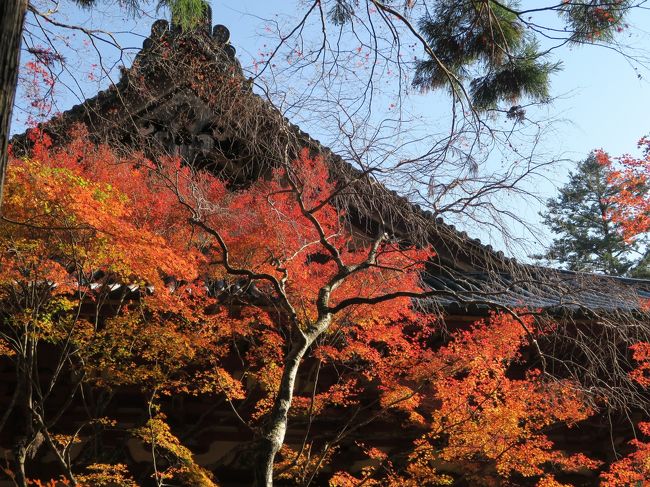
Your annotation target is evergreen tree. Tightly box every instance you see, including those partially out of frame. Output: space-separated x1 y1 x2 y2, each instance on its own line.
539 154 649 277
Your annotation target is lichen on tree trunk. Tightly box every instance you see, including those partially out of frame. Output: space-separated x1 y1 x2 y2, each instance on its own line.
254 316 331 487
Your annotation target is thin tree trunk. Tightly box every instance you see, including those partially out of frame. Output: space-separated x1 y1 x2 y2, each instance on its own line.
13 444 27 487
254 338 310 487
14 359 33 487
254 316 331 487
0 0 28 213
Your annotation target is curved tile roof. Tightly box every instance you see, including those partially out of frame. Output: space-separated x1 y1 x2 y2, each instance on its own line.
10 18 650 317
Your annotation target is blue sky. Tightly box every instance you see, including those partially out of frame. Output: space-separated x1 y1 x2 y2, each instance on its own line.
19 1 650 157
536 21 650 158
15 0 650 256
188 2 650 157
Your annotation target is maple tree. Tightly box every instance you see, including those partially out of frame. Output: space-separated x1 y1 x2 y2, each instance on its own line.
598 342 650 486
577 136 650 486
0 127 207 485
5 126 645 486
327 312 599 487
595 137 650 245
4 6 650 480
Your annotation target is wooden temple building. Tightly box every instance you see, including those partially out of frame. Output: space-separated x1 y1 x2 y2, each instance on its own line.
3 12 650 486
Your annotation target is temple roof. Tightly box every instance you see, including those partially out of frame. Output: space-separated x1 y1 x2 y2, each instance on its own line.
10 17 650 317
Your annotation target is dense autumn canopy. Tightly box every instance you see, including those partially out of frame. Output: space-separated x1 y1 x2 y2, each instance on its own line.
0 127 648 486
596 138 650 244
3 0 650 484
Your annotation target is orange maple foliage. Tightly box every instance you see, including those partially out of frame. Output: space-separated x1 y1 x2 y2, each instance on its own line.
3 127 198 297
425 314 596 480
600 422 650 486
1 128 221 392
589 135 650 486
1 129 607 485
598 342 650 486
1 129 230 485
335 313 598 486
595 137 650 242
